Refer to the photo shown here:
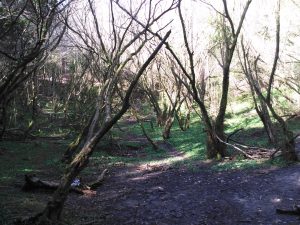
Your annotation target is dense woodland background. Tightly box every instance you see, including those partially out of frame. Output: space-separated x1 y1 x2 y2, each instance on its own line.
0 0 299 224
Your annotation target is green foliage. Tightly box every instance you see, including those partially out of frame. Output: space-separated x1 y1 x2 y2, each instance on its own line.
212 156 290 172
209 15 233 53
0 139 68 223
0 99 298 224
107 103 298 171
168 119 206 160
212 159 263 171
92 146 167 166
0 141 66 184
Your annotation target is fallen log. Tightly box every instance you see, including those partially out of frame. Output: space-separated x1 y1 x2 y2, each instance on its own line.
22 169 108 195
215 135 256 160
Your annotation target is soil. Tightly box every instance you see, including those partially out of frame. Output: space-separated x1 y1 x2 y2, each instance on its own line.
62 137 300 225
66 164 300 225
2 124 300 225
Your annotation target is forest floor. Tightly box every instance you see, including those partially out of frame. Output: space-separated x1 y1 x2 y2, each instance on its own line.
0 117 300 225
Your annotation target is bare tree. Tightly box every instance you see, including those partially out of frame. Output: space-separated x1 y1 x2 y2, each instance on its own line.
239 0 297 161
18 0 176 223
176 0 252 158
22 31 171 225
117 0 252 158
239 41 277 145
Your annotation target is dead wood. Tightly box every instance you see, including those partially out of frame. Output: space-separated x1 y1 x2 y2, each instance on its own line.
22 169 108 194
217 134 277 159
22 175 88 194
216 135 256 159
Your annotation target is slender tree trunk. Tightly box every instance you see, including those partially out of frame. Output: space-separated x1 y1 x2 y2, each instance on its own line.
22 30 171 225
250 72 276 145
39 139 99 222
212 65 230 157
162 116 174 140
266 101 297 160
0 104 7 140
185 112 190 130
175 112 184 131
256 104 276 145
24 75 38 140
132 109 158 150
61 116 92 163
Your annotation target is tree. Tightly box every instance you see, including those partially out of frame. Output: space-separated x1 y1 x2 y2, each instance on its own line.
139 53 189 139
19 0 176 223
239 41 277 145
0 0 69 139
239 0 297 161
174 0 253 158
118 0 252 158
22 32 171 225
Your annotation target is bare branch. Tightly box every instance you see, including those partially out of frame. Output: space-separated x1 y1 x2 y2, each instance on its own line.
222 0 235 35
215 135 256 160
197 0 225 17
266 0 280 103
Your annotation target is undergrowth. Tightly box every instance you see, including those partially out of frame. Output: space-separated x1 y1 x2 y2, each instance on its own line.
0 100 299 225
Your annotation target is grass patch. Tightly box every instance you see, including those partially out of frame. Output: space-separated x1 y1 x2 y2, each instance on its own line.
108 105 294 171
0 139 68 224
90 146 168 168
212 156 291 172
0 140 66 183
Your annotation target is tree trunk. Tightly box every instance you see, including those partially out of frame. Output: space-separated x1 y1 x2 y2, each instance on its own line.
20 30 171 225
33 119 113 224
256 105 276 145
185 112 190 130
206 129 226 159
250 74 277 145
0 104 7 140
267 102 297 160
175 112 185 131
62 113 95 163
156 112 165 127
162 116 174 139
44 144 93 221
176 110 190 131
132 109 158 150
212 65 230 158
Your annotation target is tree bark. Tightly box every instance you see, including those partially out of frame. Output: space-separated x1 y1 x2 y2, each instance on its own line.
162 116 175 140
256 104 276 145
0 104 7 140
21 31 171 225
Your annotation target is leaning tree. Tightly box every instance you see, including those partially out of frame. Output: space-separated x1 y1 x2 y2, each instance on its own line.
239 0 297 160
19 0 176 224
117 0 252 158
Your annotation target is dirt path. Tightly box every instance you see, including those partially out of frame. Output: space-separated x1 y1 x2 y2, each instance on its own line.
63 136 300 225
3 123 299 225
